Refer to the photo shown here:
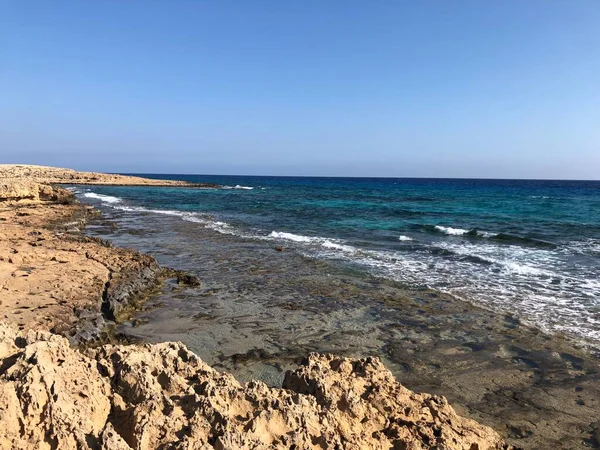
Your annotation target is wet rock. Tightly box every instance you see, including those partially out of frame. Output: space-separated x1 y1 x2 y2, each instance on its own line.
175 271 201 287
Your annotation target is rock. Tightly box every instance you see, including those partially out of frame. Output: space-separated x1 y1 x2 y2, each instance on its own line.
0 164 219 188
0 323 515 450
0 324 111 449
0 179 74 204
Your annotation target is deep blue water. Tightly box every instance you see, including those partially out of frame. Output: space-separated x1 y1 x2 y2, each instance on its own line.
74 176 600 346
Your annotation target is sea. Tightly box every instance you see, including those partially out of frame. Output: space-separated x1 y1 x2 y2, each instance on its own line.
73 175 600 350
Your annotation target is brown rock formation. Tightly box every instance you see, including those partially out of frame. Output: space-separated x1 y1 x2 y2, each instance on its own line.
0 164 217 188
0 174 196 344
0 323 513 450
0 179 74 204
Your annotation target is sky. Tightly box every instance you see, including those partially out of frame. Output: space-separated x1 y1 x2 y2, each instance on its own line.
1 1 599 179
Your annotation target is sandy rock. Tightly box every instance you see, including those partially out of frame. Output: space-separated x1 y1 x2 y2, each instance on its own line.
0 323 514 450
0 179 73 204
0 324 111 449
0 164 218 188
0 201 165 343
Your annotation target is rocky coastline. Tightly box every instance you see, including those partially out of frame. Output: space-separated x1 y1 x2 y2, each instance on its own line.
0 165 514 449
0 164 219 188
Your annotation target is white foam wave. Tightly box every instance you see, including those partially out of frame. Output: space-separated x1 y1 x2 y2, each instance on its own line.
434 225 469 236
567 239 600 257
223 185 254 190
322 240 356 253
476 230 498 238
434 225 497 238
268 231 356 253
113 205 240 236
502 261 549 275
83 192 122 204
398 235 413 241
269 231 315 243
334 242 600 346
435 241 556 276
115 205 186 217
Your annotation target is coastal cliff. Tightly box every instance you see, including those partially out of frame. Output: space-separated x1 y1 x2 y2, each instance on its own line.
0 166 513 449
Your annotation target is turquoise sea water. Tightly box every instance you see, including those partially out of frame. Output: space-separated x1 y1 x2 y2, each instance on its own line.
74 176 600 347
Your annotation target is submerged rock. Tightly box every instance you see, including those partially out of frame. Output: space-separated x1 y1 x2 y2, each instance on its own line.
0 323 514 450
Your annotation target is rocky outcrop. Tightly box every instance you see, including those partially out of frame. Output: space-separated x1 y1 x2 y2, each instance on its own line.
0 179 74 203
0 164 218 188
0 323 513 450
0 181 194 345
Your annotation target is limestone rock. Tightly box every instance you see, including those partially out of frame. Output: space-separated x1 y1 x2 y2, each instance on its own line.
0 323 515 450
0 164 218 188
0 179 74 204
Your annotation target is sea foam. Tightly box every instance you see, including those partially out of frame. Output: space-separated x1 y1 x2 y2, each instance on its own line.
434 225 470 236
269 231 315 243
83 192 122 204
269 231 356 253
223 185 254 190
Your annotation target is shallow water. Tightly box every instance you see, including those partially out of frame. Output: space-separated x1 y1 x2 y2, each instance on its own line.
73 180 600 448
75 176 600 348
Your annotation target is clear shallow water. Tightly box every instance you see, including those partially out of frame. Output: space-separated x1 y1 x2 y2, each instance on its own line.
73 176 600 347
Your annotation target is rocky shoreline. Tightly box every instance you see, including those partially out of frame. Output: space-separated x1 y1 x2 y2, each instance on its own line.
0 180 197 346
0 164 219 188
0 165 514 449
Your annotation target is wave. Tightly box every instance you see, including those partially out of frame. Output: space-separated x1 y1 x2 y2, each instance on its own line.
115 205 188 217
398 235 413 241
268 231 314 243
223 185 254 190
268 231 356 253
434 225 470 236
567 239 600 257
431 225 495 238
113 205 237 235
83 192 122 204
321 240 356 253
433 241 556 276
422 225 557 248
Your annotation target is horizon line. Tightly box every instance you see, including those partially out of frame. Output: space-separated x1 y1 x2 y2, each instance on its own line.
118 172 600 183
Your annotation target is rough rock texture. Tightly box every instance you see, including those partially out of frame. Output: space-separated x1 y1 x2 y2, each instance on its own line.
0 175 200 344
0 178 74 204
0 323 514 450
0 164 218 188
0 198 167 343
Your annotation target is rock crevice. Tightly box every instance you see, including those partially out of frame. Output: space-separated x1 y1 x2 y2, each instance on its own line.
0 324 514 450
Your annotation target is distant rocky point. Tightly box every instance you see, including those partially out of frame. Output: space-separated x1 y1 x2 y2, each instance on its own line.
0 164 219 188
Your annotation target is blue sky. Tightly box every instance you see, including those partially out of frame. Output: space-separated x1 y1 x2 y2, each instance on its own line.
1 1 599 178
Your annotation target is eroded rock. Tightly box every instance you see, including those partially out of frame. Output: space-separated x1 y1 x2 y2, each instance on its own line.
0 323 515 450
